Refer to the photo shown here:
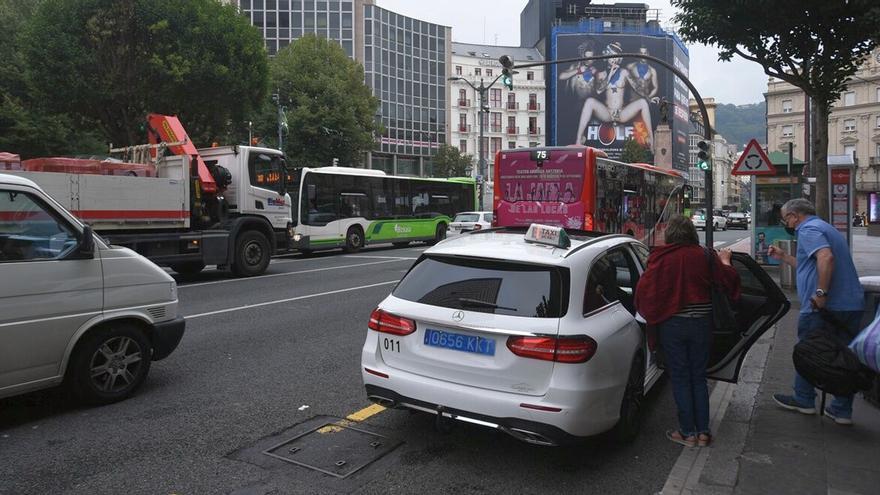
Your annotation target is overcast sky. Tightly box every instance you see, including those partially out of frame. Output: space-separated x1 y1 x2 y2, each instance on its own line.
376 0 768 106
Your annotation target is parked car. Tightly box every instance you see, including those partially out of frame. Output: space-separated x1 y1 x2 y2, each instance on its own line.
448 211 493 234
361 224 789 445
691 209 727 231
726 212 749 230
0 173 184 404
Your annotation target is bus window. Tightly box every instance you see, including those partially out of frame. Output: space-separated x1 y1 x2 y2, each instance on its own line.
394 181 412 218
340 193 370 219
303 173 338 226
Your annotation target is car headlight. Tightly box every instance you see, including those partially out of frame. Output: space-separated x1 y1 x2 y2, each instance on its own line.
170 282 178 301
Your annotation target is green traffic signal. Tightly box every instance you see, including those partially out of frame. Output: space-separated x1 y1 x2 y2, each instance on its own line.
696 140 710 171
501 71 513 90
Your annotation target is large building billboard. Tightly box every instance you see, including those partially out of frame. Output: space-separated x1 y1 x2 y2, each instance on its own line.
550 31 690 172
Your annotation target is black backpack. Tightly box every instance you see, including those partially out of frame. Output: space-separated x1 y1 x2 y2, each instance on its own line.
793 312 876 397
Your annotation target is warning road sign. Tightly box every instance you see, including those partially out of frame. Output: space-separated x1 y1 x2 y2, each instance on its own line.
732 139 776 176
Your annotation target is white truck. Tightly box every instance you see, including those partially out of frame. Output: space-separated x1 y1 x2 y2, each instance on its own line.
3 114 293 277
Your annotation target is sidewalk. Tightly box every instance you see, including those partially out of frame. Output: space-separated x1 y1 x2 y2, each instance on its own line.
664 230 880 495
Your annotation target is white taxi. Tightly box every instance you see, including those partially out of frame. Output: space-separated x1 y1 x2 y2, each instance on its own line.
361 225 789 446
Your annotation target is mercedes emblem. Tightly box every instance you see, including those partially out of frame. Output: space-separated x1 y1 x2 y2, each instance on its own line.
452 310 464 322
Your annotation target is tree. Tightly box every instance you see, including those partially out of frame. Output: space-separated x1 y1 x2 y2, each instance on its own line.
620 137 652 164
672 0 880 219
432 144 474 178
21 0 268 148
0 0 105 157
264 34 379 167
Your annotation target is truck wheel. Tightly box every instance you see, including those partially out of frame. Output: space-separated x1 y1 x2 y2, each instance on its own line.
169 261 205 275
232 230 270 277
67 323 152 405
427 223 447 245
344 226 364 253
612 354 645 443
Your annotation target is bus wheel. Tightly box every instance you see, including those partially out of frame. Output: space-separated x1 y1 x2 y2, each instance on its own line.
428 223 447 245
344 226 364 253
232 230 270 277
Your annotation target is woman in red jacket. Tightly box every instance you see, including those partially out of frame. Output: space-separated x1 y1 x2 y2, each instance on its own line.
635 215 740 448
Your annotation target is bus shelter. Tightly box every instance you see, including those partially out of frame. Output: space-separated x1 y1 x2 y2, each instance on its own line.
750 151 805 265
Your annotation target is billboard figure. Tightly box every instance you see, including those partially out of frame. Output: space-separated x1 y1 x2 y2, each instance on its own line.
558 40 606 99
572 42 654 149
627 45 660 104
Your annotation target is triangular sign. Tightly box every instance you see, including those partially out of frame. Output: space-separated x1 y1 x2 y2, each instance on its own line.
732 139 776 176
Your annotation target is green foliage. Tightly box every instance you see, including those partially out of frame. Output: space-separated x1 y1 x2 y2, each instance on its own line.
714 102 766 150
0 0 105 157
20 0 269 148
432 144 474 178
672 0 880 218
262 34 379 166
620 137 652 164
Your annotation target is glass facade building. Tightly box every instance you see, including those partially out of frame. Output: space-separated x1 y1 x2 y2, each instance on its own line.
230 0 450 176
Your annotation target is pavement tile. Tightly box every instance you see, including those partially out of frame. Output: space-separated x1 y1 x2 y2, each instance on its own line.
826 463 880 495
736 435 827 495
749 405 825 440
721 382 760 424
698 421 749 488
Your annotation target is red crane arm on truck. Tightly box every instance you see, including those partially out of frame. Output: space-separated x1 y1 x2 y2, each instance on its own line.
146 113 218 193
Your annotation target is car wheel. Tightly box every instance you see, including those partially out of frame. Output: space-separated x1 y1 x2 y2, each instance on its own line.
613 354 645 443
67 323 152 405
169 261 205 275
232 230 271 277
344 226 364 253
427 223 447 245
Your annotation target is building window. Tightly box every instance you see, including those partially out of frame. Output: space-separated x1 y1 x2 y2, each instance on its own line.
529 116 538 134
843 91 856 106
508 141 516 149
782 125 794 137
474 67 481 76
458 88 467 107
528 93 538 111
490 88 501 108
875 142 880 158
876 87 880 102
490 113 501 133
490 137 502 155
843 118 856 131
507 116 516 134
459 139 467 153
875 115 880 128
526 71 534 81
455 65 462 75
782 99 792 113
507 92 516 110
458 113 467 132
844 144 856 158
486 69 493 77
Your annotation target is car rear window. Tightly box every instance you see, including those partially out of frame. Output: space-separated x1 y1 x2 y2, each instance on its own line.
393 256 566 318
454 213 480 222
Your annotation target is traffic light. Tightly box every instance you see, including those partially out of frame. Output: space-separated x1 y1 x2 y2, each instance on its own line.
499 55 515 90
696 140 710 171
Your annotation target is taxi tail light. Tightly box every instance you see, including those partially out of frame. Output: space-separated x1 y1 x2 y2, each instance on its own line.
473 224 482 230
506 336 598 363
368 308 416 336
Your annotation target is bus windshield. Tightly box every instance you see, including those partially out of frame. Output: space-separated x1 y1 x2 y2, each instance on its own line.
495 148 588 229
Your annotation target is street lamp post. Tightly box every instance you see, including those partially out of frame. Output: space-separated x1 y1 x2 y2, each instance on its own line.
449 74 504 210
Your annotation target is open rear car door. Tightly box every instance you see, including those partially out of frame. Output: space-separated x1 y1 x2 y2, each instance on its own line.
706 252 790 382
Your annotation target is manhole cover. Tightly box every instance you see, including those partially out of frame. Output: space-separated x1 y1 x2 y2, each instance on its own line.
262 422 402 479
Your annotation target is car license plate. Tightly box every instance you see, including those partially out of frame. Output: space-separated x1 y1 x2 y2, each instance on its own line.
424 328 495 356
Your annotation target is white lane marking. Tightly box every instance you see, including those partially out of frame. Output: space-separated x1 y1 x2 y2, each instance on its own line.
178 260 409 289
270 254 415 265
185 280 399 319
342 255 417 260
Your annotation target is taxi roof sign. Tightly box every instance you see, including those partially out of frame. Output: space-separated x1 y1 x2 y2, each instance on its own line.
525 224 571 249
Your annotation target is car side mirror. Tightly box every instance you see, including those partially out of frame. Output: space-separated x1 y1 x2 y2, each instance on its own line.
70 225 95 259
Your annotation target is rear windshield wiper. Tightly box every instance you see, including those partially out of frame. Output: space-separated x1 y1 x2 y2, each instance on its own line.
458 297 517 312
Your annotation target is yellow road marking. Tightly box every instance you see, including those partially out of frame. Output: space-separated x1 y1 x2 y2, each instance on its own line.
317 403 387 434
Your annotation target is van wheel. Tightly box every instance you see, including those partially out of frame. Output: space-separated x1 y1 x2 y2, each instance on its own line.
344 226 364 253
613 354 645 443
232 230 270 277
169 261 205 275
67 323 152 405
427 223 447 245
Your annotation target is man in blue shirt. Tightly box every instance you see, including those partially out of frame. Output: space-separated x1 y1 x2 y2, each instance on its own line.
768 198 864 424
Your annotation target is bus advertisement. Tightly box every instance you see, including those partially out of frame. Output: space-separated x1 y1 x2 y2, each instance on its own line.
492 146 688 246
288 167 476 253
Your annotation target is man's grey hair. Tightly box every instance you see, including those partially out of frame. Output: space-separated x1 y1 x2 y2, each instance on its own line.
782 198 816 216
664 215 700 245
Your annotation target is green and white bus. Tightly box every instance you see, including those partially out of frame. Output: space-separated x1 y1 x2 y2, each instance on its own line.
288 167 476 254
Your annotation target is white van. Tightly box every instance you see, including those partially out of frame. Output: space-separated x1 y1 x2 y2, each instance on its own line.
0 173 184 404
